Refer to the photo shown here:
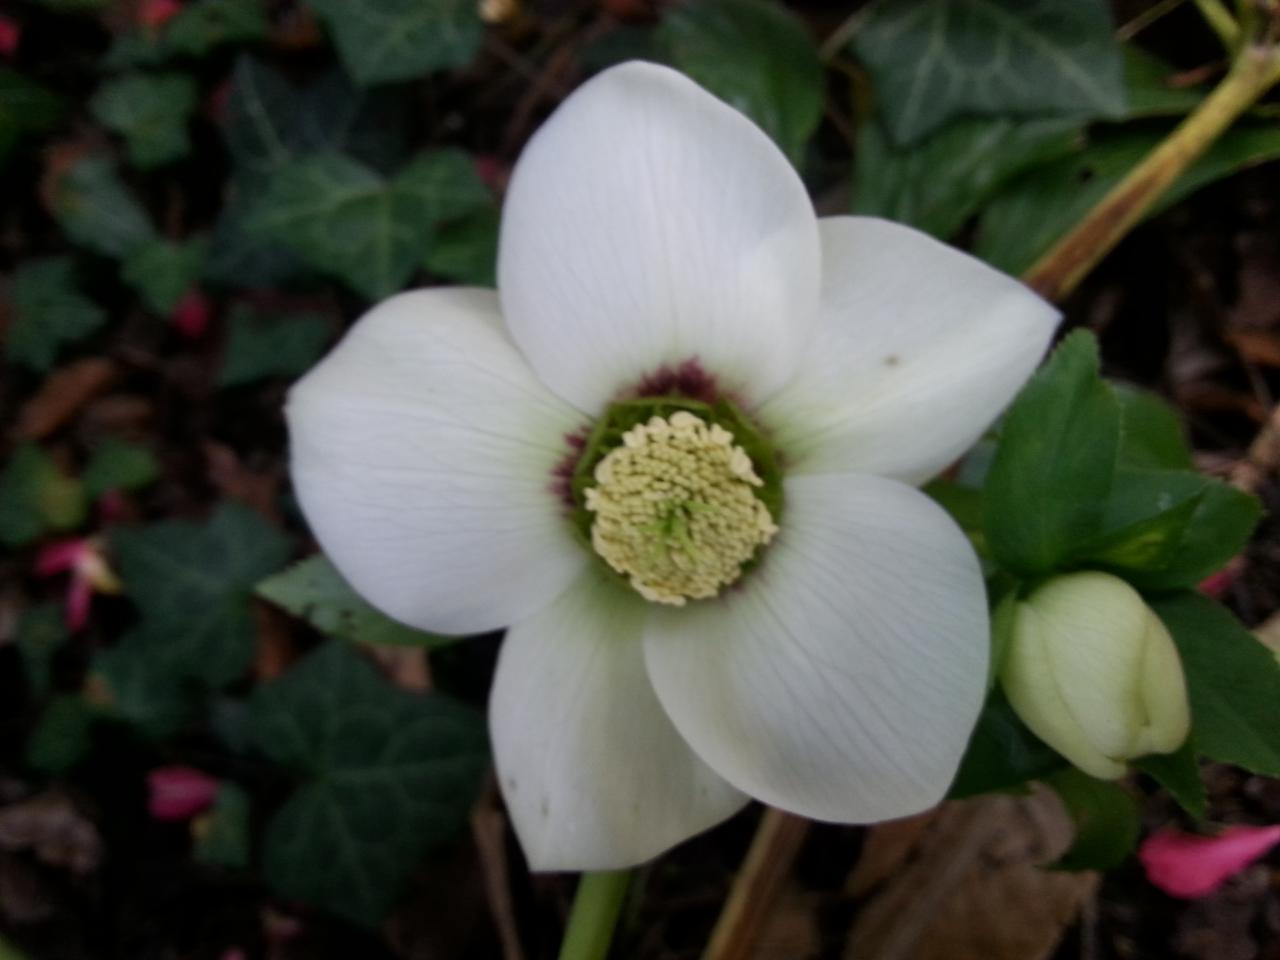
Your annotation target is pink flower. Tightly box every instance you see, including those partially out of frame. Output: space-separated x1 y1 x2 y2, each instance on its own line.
1139 824 1280 898
0 16 20 57
138 0 182 29
147 766 221 821
35 537 122 632
171 289 212 339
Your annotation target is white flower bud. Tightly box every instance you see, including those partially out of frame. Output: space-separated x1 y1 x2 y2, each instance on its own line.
1001 571 1191 780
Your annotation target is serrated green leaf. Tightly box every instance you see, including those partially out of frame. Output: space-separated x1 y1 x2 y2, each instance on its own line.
104 0 269 67
976 123 1280 275
90 71 198 169
305 0 483 86
218 305 330 388
252 642 488 925
0 69 65 165
949 693 1065 798
195 783 251 869
257 554 457 648
852 0 1126 146
1135 740 1205 819
423 203 499 286
121 237 207 315
247 151 489 299
5 257 107 371
27 695 94 774
853 114 1081 239
984 331 1120 576
16 603 68 699
111 502 293 686
1112 382 1193 470
90 628 198 737
1152 592 1280 777
1049 769 1139 871
50 153 155 259
82 438 160 499
658 0 822 163
0 444 87 547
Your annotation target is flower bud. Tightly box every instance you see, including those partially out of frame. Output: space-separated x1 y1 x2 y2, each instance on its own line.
1000 571 1191 780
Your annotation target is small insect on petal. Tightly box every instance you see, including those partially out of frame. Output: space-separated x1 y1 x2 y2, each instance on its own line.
147 766 222 821
1139 824 1280 898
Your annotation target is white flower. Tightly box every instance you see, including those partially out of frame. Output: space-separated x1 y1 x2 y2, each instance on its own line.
1001 572 1191 780
285 61 1059 871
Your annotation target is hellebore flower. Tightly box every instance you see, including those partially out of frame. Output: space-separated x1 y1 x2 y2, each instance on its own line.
1001 572 1191 781
286 62 1058 870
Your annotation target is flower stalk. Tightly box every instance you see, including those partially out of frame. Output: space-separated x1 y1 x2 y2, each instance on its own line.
557 870 631 960
1024 26 1280 302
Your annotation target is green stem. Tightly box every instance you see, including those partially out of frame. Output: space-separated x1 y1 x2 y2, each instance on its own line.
557 870 632 960
1022 38 1280 301
1194 0 1243 49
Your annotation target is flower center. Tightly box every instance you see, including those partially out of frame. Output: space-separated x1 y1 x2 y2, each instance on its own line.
577 406 780 605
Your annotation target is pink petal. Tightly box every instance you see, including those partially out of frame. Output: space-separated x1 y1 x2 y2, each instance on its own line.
170 289 212 339
138 0 182 28
1139 825 1280 898
36 539 87 576
1198 558 1242 599
66 577 93 632
147 766 221 821
0 16 20 57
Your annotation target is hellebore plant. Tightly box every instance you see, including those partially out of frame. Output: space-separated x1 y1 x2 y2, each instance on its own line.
286 62 1059 871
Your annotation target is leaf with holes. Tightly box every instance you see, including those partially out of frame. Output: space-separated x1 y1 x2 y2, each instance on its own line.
252 642 488 925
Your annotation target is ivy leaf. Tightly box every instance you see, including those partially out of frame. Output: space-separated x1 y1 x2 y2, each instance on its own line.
90 72 198 169
1049 769 1140 871
976 123 1280 274
0 444 87 547
252 642 488 925
304 0 483 86
658 0 823 163
121 237 207 314
257 555 458 648
15 603 68 698
984 331 1120 576
89 628 198 737
853 115 1081 239
49 153 155 259
82 438 160 499
218 305 331 387
1152 592 1280 778
852 0 1126 145
0 69 64 165
5 257 107 371
104 0 269 68
247 151 490 299
111 502 293 687
423 203 499 286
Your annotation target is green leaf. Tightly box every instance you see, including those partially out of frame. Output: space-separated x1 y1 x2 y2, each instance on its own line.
1112 382 1193 470
853 114 1081 239
976 123 1280 274
257 555 458 648
111 502 293 686
1152 592 1280 777
984 331 1120 576
90 72 198 169
5 257 107 372
104 0 269 67
50 153 156 259
658 0 823 163
0 69 64 165
218 305 330 388
194 783 252 869
27 695 94 775
851 0 1126 146
247 151 489 299
1135 740 1205 819
16 603 68 699
82 438 160 499
423 203 499 286
121 237 207 315
949 694 1065 798
90 628 197 737
252 642 488 925
1122 45 1205 119
305 0 483 86
1048 769 1139 871
0 444 87 547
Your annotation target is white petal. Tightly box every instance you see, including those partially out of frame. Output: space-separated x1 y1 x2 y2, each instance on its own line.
491 570 748 871
643 473 989 822
287 287 587 635
762 217 1059 484
498 61 820 413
